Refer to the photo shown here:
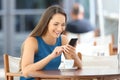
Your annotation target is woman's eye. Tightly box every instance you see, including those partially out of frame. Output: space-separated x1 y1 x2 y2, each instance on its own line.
54 24 58 26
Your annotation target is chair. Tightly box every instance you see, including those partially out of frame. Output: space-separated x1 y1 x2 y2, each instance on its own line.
82 55 118 68
94 34 116 55
77 52 82 60
3 53 22 80
3 53 48 80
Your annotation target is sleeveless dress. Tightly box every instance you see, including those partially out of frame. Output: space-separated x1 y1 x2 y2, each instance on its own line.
20 36 62 80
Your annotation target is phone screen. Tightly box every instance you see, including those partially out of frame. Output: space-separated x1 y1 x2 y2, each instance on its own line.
69 38 78 47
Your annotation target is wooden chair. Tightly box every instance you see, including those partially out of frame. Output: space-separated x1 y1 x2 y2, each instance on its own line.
94 34 116 56
82 55 118 68
78 52 82 60
3 54 22 80
3 54 47 80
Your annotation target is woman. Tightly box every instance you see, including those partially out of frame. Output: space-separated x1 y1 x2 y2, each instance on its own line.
20 5 82 80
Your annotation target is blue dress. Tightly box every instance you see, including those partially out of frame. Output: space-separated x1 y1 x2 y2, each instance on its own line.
20 36 62 80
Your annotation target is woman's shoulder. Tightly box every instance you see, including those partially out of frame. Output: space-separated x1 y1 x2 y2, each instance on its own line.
25 36 37 42
23 36 38 51
24 36 38 46
61 35 68 45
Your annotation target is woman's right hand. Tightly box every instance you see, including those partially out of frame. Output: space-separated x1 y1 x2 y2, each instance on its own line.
50 46 64 58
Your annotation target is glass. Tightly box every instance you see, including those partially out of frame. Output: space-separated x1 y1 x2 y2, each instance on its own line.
15 15 41 32
0 16 1 30
0 16 3 68
16 0 62 9
0 0 1 10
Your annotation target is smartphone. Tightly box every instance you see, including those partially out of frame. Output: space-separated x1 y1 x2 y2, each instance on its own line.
69 38 78 47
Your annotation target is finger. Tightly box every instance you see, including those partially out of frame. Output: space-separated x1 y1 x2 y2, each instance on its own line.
67 45 75 49
65 46 74 53
64 47 70 54
63 49 69 54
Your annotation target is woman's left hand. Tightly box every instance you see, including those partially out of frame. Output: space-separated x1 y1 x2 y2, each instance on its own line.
62 44 82 69
63 44 77 59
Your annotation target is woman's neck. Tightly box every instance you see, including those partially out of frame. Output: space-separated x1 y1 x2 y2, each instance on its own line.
42 35 56 45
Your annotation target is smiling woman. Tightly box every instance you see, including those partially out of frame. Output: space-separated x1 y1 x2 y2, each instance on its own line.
47 13 66 38
20 5 82 80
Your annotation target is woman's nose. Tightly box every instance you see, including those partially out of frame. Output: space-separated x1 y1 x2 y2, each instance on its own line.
57 26 64 32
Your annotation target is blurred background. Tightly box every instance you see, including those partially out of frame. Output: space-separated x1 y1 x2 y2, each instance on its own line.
0 0 119 79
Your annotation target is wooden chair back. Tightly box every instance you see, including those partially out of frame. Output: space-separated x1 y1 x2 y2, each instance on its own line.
78 52 82 60
94 34 116 55
3 54 43 80
3 54 22 80
82 55 118 68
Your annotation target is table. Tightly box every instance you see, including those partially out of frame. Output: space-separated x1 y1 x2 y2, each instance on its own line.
28 67 120 80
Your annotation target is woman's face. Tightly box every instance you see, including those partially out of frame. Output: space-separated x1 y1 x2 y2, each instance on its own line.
47 13 66 38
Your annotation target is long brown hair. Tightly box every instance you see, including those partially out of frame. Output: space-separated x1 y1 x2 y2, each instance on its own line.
19 5 67 71
29 5 67 37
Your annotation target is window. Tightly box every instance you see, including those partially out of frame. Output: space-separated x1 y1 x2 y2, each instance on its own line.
0 0 1 10
0 16 1 30
15 0 63 32
15 15 40 32
16 0 62 9
0 0 64 58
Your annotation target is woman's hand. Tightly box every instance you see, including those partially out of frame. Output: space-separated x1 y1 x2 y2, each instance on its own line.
50 46 64 58
63 44 78 59
63 44 82 69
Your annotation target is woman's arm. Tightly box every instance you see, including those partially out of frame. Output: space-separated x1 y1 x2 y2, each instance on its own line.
21 37 53 77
